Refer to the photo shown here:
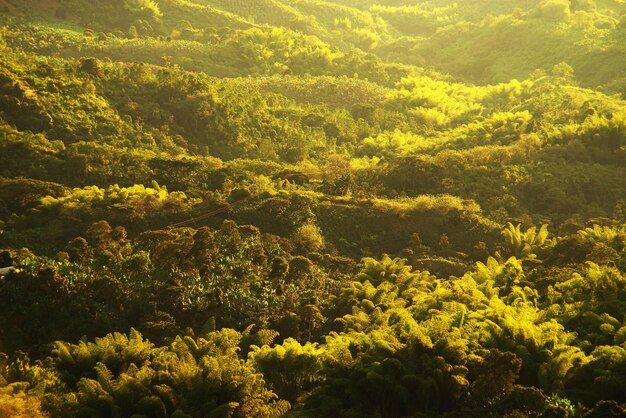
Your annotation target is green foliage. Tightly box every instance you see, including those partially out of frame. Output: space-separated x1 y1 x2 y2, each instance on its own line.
43 329 290 417
123 0 163 20
292 223 325 254
0 389 47 418
1 0 626 417
501 222 553 259
248 338 324 403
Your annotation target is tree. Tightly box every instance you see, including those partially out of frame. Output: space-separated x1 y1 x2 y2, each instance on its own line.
539 0 571 20
123 0 162 20
292 224 325 254
248 338 324 403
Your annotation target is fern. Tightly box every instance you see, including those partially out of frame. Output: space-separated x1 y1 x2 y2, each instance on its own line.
94 362 114 394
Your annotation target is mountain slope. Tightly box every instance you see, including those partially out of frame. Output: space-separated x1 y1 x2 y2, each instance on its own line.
0 1 625 417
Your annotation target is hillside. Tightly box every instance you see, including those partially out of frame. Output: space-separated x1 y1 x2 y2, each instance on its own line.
0 0 625 417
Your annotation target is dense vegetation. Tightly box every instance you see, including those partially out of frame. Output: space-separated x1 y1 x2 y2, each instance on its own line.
0 0 625 416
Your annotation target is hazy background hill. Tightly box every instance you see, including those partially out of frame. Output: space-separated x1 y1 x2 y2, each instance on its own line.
2 0 625 91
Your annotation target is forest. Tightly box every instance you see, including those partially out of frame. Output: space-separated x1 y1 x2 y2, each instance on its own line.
0 0 625 416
